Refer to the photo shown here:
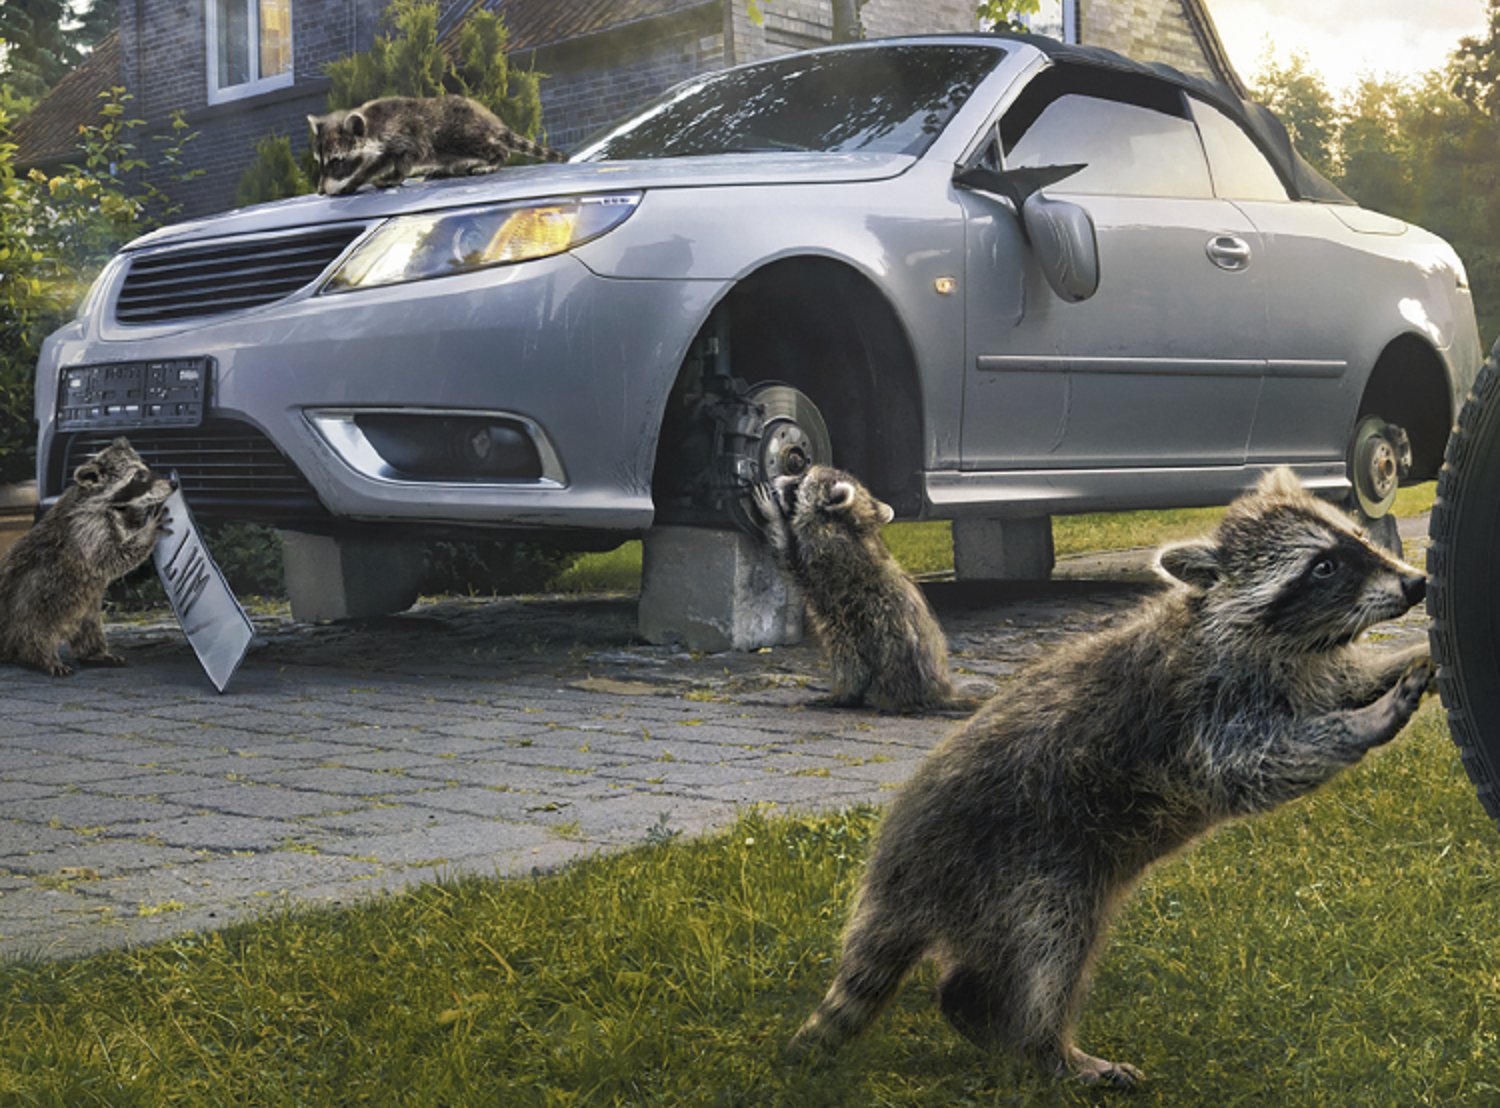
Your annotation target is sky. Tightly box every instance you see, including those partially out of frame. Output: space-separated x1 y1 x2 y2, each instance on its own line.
1204 0 1491 95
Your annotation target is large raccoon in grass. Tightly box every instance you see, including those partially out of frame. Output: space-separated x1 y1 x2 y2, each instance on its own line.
0 438 173 676
309 95 565 196
788 468 1435 1086
752 466 962 713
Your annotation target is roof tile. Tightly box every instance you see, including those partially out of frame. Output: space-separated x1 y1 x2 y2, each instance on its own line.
8 31 123 168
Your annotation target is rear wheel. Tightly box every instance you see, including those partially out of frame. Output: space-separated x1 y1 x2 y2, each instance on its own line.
1347 413 1410 558
1427 339 1500 831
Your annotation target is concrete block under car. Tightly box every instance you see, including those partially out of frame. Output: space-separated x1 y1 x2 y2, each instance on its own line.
280 531 424 622
639 526 803 651
952 516 1055 581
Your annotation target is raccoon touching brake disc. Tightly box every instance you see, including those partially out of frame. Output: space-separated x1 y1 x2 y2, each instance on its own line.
752 465 968 714
787 468 1435 1087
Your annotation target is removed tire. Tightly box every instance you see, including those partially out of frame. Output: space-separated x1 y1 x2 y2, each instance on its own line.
1427 339 1500 831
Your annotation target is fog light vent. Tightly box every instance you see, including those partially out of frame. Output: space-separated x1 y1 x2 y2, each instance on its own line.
353 414 544 481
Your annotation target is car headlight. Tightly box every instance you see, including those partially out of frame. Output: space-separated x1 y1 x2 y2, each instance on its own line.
323 192 642 292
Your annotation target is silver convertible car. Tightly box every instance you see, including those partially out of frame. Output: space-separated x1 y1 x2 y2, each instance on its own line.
35 34 1480 566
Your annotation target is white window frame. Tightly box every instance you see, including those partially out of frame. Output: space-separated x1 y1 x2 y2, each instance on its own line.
205 0 294 105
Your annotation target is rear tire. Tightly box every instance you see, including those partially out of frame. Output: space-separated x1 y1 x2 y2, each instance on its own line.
1427 338 1500 832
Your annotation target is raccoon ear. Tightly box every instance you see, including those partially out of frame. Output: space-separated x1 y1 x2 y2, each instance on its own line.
826 481 856 514
874 498 895 525
1155 539 1221 591
73 463 102 488
345 110 367 138
1255 466 1303 498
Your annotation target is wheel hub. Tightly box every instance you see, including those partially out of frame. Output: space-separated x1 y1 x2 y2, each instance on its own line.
1349 415 1410 518
713 382 832 532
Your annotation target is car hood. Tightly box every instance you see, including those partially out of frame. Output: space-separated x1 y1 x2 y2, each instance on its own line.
123 152 918 251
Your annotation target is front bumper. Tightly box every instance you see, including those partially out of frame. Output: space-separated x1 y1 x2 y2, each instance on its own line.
37 252 725 534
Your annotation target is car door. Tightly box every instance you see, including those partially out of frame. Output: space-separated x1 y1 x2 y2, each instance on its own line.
1186 97 1363 468
960 65 1267 471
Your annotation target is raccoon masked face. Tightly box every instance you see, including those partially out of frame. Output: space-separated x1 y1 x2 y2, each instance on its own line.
309 110 377 196
1157 467 1426 651
773 466 894 535
1251 518 1426 650
73 438 175 512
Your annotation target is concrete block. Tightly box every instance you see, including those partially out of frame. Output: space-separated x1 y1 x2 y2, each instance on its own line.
952 516 1055 581
279 531 423 622
638 526 803 651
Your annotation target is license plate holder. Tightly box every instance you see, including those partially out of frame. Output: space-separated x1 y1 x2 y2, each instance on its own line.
57 358 210 432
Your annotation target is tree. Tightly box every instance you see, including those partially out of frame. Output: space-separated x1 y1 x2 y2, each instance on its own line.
0 0 117 109
830 0 867 42
977 0 1042 32
235 133 310 207
1251 50 1338 179
1451 0 1500 117
240 0 544 207
0 89 196 481
324 0 541 134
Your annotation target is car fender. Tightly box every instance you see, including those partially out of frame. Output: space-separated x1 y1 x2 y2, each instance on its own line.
572 163 970 470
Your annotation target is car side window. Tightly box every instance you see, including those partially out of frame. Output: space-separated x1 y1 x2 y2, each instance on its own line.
1000 68 1212 199
1190 99 1290 202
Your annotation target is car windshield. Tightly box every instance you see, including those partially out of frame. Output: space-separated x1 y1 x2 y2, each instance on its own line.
575 43 1005 161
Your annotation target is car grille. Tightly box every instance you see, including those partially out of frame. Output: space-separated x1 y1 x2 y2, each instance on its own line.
114 225 366 325
58 420 324 518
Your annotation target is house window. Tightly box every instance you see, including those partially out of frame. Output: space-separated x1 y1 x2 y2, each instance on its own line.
1021 0 1079 43
206 0 293 104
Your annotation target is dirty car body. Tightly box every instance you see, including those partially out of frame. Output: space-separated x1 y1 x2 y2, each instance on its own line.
35 34 1481 545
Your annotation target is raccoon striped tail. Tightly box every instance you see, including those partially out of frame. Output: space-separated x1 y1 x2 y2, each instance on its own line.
517 133 566 163
787 927 923 1059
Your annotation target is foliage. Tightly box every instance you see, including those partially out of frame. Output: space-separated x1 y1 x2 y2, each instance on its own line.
108 522 287 609
977 0 1042 33
0 706 1496 1102
238 1 543 204
1251 49 1338 179
323 0 542 135
450 9 542 140
234 132 311 207
0 0 116 107
0 89 197 482
421 539 579 598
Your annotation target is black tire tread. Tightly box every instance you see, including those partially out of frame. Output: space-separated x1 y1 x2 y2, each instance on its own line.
1427 335 1500 829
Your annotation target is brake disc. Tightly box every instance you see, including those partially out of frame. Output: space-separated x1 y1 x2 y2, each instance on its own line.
714 382 832 533
1349 414 1410 518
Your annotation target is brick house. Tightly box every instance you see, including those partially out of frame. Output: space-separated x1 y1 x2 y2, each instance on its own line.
11 0 1243 220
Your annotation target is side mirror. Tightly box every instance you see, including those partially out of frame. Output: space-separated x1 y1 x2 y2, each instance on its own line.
1021 192 1099 303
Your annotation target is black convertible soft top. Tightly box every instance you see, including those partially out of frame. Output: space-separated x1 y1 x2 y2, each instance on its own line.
989 32 1354 204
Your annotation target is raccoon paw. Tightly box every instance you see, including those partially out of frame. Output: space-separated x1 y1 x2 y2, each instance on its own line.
38 657 75 678
149 505 174 537
1394 656 1438 713
750 482 781 525
78 651 127 668
1066 1048 1146 1088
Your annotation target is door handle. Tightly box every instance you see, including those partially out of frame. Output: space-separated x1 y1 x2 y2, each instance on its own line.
1206 234 1252 271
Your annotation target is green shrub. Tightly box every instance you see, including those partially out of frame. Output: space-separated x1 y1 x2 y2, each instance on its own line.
421 539 579 597
234 133 311 207
0 90 197 483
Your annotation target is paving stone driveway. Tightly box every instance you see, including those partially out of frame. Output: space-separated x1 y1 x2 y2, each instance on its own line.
0 529 1432 961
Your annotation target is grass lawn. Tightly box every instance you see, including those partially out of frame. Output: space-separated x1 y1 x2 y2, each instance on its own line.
3 481 1471 1103
1 703 1495 1104
555 482 1440 593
